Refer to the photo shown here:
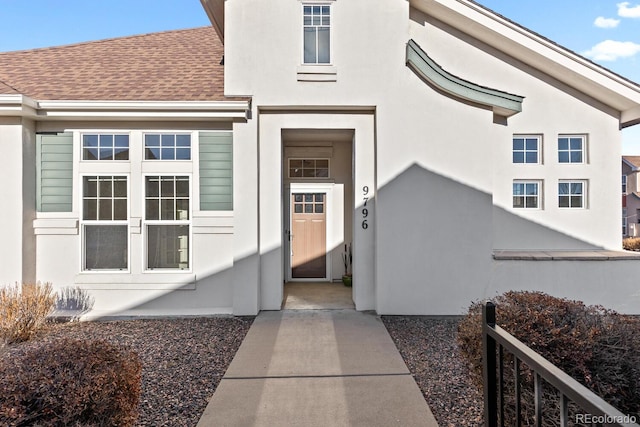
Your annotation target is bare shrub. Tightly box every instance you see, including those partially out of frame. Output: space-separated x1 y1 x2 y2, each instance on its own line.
0 338 142 426
623 237 640 251
0 282 56 345
457 291 640 425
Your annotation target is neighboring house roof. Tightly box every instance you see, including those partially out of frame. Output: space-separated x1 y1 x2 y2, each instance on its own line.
623 156 640 171
0 27 227 101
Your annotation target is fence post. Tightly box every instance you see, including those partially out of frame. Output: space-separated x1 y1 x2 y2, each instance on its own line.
483 301 498 427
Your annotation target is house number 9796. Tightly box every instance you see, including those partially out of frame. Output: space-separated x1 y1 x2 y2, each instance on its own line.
362 186 369 229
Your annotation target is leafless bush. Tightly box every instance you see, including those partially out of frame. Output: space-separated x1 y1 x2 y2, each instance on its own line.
457 291 640 426
0 282 56 345
0 338 142 426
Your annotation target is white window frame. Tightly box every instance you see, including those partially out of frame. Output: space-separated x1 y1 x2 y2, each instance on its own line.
558 135 586 164
558 180 587 209
80 174 130 272
512 135 541 164
512 180 542 210
302 3 332 65
81 133 130 161
623 207 628 236
623 175 628 194
143 175 192 272
143 132 192 161
288 158 331 179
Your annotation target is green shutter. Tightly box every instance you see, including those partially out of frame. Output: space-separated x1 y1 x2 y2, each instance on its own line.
36 133 73 212
199 132 233 211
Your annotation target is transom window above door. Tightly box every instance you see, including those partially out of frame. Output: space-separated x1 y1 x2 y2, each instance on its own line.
289 159 329 178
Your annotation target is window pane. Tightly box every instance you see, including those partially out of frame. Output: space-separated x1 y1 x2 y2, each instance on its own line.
115 135 129 147
147 225 189 269
161 178 175 197
290 168 303 177
558 152 569 163
146 199 159 220
99 178 112 197
176 178 189 197
513 152 524 163
525 183 537 195
570 151 582 163
513 196 524 208
161 148 175 160
317 28 330 63
85 225 127 270
559 196 570 208
176 135 190 147
305 204 313 213
571 196 582 207
290 160 302 168
321 5 329 14
570 138 582 150
315 194 324 202
114 147 129 160
145 134 160 146
84 135 98 147
513 183 524 196
513 138 524 150
99 148 113 160
176 148 191 160
525 138 537 151
161 199 175 220
84 199 97 220
525 198 537 208
558 183 569 195
176 199 190 220
294 204 303 213
84 148 99 160
525 152 537 163
316 159 328 168
316 168 329 177
114 199 127 221
304 28 317 63
100 134 113 147
98 199 112 220
303 5 311 14
315 204 324 213
84 176 97 197
145 147 159 160
113 178 127 198
313 5 320 13
558 138 569 150
294 194 303 203
146 177 160 197
305 194 313 202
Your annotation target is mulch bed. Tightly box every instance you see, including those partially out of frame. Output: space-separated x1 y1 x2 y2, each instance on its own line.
382 316 484 427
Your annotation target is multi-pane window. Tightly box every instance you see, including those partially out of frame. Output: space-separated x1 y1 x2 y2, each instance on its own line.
82 134 129 160
558 181 586 208
623 175 627 194
623 207 628 235
289 159 329 178
303 5 331 64
144 133 191 160
558 136 585 163
293 193 325 213
82 176 128 270
513 181 540 209
145 176 190 270
512 136 540 164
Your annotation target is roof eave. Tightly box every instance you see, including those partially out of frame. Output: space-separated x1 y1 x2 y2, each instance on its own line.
200 0 225 44
411 0 640 128
0 98 251 121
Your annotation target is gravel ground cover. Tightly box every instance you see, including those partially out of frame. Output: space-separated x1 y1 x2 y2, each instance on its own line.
3 316 254 427
382 316 484 427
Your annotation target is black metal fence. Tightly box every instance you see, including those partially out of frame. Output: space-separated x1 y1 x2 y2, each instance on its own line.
482 301 639 427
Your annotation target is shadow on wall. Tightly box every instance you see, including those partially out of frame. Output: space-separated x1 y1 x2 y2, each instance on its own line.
375 163 605 315
83 162 611 318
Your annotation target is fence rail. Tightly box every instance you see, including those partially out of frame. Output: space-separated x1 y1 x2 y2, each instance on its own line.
482 301 639 427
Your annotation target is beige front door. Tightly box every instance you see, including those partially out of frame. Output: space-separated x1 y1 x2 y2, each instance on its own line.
291 193 327 279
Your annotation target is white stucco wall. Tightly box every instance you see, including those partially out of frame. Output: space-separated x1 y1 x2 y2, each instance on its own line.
222 0 637 314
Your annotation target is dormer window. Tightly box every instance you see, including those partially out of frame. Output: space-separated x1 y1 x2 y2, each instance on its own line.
303 5 331 64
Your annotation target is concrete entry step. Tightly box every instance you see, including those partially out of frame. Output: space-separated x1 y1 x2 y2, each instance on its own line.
197 310 439 427
283 282 355 310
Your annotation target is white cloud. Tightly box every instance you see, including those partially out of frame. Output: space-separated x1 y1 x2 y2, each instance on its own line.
583 40 640 61
618 2 640 18
594 16 621 28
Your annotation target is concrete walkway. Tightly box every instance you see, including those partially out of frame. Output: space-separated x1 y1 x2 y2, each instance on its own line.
197 310 439 426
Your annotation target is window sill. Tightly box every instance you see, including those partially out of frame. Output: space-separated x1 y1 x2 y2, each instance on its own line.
493 250 640 261
74 273 196 290
297 65 337 82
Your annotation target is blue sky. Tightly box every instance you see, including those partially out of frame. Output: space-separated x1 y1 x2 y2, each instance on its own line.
1 0 639 152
